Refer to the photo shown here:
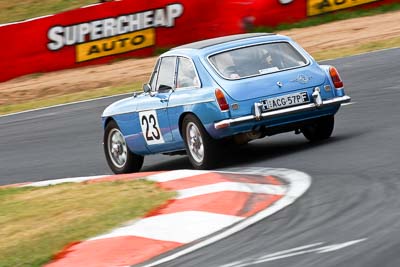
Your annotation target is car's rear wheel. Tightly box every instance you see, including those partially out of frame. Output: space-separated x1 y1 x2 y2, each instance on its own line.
104 120 144 174
182 114 219 170
302 115 335 142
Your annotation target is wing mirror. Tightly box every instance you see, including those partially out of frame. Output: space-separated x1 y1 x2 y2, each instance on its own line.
143 83 152 93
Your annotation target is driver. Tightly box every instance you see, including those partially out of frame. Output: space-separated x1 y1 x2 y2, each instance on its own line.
263 49 274 68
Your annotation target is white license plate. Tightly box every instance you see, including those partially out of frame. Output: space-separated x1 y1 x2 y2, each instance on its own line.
261 92 309 111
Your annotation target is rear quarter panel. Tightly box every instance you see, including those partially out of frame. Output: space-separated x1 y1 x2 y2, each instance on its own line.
167 56 231 141
319 65 346 97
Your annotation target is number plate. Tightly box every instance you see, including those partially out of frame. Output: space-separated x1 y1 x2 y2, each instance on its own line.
261 92 309 111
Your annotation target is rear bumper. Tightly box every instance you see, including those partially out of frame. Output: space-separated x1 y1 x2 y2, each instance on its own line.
214 94 351 130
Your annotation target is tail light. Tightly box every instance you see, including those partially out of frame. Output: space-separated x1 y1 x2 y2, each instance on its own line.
329 66 344 88
215 88 229 111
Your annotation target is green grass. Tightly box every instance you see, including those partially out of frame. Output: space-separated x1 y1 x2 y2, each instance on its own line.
253 2 400 32
0 180 175 267
312 36 400 61
0 84 142 115
0 0 99 24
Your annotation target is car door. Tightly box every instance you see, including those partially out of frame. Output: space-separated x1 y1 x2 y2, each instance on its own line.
167 56 204 145
136 56 176 153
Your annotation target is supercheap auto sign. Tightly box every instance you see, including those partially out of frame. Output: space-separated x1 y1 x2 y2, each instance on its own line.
0 0 244 82
0 0 394 83
47 4 183 62
307 0 379 16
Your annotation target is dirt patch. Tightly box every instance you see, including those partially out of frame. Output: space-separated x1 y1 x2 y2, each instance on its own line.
0 57 157 105
1 11 399 106
279 10 400 55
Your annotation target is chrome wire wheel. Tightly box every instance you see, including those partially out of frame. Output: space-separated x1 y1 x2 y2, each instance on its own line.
186 121 204 164
104 120 144 174
107 128 128 168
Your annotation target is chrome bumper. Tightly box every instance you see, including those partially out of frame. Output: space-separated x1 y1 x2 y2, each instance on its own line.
214 93 351 130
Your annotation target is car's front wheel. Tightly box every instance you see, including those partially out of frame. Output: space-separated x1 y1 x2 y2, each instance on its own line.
302 115 335 142
104 120 144 174
182 114 219 170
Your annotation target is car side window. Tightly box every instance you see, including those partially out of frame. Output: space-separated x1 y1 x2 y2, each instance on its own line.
177 57 200 89
149 59 160 91
155 56 177 92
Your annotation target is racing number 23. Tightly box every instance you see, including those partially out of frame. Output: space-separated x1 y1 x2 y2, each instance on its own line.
142 114 160 140
139 111 165 145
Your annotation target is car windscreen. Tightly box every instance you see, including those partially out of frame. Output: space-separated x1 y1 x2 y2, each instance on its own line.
209 42 308 80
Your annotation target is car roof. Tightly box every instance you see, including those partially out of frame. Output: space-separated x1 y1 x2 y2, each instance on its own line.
172 33 275 50
161 33 293 59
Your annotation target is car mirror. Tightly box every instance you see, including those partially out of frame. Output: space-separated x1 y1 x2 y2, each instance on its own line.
143 83 151 93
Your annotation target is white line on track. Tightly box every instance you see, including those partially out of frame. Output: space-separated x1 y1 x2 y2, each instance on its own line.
0 92 131 119
1 47 397 119
319 46 400 63
219 238 368 267
141 167 312 267
21 175 107 187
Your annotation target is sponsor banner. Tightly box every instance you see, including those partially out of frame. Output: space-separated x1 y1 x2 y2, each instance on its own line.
250 0 307 27
0 0 244 82
307 0 380 16
48 3 182 63
76 28 156 62
0 0 396 82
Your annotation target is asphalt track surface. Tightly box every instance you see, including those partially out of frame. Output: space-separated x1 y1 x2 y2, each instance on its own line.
1 48 400 266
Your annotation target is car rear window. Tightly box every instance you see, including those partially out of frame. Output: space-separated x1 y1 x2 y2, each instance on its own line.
209 42 308 80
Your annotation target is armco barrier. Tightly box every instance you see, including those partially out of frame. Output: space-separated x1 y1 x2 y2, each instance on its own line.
250 0 397 26
0 0 243 82
0 0 396 83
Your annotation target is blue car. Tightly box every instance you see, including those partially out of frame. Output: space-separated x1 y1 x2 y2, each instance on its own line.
102 33 351 173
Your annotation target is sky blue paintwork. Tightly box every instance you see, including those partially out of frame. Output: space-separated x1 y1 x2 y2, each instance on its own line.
102 34 348 156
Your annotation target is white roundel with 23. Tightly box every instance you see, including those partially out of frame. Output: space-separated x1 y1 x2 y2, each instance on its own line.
139 110 165 145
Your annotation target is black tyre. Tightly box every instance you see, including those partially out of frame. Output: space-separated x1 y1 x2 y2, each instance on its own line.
302 115 335 142
182 114 219 169
104 120 144 174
